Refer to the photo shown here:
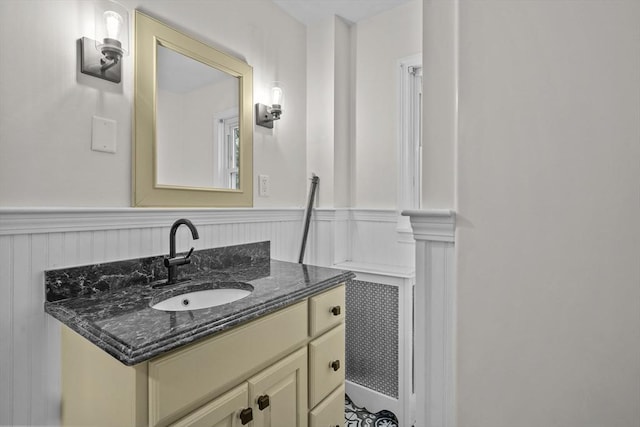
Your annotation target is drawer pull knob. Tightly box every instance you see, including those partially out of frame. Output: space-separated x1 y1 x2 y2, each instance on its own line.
330 305 341 316
239 407 253 425
257 394 270 410
330 359 341 371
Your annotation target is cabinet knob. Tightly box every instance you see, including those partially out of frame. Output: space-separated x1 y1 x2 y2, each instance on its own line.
330 305 341 316
330 359 341 371
257 394 270 410
239 407 253 425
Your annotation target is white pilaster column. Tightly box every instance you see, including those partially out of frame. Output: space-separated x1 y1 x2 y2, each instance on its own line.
402 210 456 427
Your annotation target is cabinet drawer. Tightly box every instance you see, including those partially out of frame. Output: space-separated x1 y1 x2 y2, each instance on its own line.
308 323 345 408
309 384 345 427
309 284 345 337
149 301 308 427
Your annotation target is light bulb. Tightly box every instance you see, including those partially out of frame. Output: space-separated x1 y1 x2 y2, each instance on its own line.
104 10 123 41
271 86 283 106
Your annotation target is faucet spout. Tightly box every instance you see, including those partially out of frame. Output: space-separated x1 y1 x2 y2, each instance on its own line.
169 218 200 258
164 218 200 285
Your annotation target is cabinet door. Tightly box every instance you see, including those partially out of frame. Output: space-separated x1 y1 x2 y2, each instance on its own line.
248 347 308 427
170 383 251 427
309 384 345 427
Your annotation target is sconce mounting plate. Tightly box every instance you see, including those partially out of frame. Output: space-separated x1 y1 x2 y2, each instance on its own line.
255 103 274 129
79 37 121 83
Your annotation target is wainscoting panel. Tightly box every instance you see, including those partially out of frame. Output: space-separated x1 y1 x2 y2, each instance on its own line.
305 209 350 266
0 208 305 427
0 207 418 426
0 236 12 423
403 210 457 427
350 210 414 270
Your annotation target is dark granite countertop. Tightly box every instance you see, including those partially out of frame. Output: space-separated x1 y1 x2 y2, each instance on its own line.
44 242 354 366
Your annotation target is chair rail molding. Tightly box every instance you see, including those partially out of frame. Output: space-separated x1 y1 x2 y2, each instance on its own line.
402 209 456 427
0 207 305 235
402 209 455 242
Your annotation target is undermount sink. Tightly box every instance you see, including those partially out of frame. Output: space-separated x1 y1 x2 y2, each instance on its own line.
151 282 253 311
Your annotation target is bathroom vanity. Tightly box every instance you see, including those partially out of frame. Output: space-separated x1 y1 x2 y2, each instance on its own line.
44 241 353 427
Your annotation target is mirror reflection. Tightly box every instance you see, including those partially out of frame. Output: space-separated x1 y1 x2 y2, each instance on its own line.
156 45 240 190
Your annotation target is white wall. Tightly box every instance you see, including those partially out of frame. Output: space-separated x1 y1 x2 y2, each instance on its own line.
307 17 338 207
306 16 353 208
333 17 352 208
0 0 307 208
450 1 640 426
353 0 421 209
421 0 457 209
305 0 422 210
0 1 422 425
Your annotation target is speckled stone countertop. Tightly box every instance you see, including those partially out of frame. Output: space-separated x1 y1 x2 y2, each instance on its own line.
44 241 354 366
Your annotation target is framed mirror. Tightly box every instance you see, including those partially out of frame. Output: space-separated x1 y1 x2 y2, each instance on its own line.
133 11 253 207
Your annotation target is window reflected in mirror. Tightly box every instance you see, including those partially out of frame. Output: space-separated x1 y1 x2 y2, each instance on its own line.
213 109 240 189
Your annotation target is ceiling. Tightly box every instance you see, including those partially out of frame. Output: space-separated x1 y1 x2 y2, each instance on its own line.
272 0 413 26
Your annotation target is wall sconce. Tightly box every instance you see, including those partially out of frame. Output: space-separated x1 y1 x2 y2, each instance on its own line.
80 0 129 83
256 82 284 129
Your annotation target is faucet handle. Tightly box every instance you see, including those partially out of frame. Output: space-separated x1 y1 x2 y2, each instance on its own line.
185 247 195 259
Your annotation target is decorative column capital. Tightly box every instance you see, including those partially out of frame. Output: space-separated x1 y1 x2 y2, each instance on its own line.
401 209 456 242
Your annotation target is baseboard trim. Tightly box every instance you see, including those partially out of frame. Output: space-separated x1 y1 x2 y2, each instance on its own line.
345 381 400 419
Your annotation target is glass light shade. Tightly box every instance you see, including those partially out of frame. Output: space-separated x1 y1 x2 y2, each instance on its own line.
271 83 284 107
95 0 129 56
104 11 123 40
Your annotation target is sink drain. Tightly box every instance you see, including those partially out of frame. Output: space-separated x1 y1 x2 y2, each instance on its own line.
181 299 190 307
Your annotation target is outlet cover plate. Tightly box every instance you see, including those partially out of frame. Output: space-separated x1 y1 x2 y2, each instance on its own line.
259 174 270 197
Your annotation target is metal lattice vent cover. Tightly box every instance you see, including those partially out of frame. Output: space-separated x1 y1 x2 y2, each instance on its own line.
345 279 399 398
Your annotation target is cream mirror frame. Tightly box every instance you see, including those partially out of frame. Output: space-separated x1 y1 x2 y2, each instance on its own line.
133 11 253 207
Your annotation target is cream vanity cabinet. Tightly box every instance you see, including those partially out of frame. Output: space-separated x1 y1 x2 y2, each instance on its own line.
61 284 346 427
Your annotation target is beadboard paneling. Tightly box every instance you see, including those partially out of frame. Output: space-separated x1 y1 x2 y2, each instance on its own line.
350 209 414 269
0 208 305 427
0 235 13 423
404 210 456 427
0 207 415 426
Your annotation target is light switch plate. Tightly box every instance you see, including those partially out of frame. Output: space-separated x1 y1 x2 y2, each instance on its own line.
91 116 117 153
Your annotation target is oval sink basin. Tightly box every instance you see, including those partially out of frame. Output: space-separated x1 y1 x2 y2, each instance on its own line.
152 284 253 311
